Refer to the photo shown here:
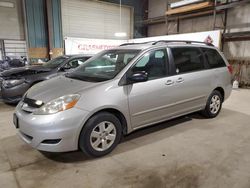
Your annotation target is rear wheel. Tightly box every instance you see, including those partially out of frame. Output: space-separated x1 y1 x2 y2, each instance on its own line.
202 90 223 118
79 112 122 157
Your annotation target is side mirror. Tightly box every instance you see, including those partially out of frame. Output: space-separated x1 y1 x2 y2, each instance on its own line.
128 71 148 83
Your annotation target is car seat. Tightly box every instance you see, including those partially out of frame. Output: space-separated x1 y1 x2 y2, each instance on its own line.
145 54 166 79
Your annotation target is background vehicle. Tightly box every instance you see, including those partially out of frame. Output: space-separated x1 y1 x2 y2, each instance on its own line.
0 56 26 72
0 55 90 103
14 41 232 157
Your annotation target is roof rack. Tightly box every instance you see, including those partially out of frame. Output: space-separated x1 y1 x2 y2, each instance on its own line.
119 41 153 46
119 40 214 47
152 40 214 46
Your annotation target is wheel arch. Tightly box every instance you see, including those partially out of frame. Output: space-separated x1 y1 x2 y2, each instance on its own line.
77 107 128 152
97 108 128 135
213 87 225 102
81 108 128 136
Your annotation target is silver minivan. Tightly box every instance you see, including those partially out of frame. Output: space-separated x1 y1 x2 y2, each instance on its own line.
14 41 232 157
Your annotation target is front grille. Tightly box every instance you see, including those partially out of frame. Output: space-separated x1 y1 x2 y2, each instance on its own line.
21 97 44 113
23 97 44 108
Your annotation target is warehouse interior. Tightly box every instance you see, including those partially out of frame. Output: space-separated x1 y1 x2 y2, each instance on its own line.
0 0 250 187
1 0 249 85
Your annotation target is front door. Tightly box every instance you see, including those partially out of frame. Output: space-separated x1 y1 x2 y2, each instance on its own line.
126 48 172 128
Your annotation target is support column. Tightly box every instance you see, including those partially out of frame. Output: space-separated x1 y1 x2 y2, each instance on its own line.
0 40 6 60
46 0 64 59
24 0 49 63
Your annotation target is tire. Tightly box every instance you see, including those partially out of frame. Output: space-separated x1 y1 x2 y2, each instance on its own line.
202 90 223 118
79 112 122 157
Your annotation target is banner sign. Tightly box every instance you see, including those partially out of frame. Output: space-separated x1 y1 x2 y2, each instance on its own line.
64 30 221 55
64 37 126 56
129 30 221 48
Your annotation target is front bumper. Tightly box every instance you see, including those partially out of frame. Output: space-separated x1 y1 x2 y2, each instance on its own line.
1 83 30 103
14 103 89 152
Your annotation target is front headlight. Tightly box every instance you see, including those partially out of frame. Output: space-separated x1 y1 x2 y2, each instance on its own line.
33 94 80 115
2 79 25 88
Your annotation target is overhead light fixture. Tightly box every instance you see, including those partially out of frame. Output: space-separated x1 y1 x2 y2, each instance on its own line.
114 0 127 38
114 32 127 37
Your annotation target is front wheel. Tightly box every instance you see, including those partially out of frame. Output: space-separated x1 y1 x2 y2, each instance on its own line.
202 90 223 118
79 112 122 157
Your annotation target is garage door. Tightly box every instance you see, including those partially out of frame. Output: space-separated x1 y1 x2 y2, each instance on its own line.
61 0 133 39
4 40 27 59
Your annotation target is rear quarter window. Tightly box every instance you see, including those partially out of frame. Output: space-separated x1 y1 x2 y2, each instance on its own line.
202 48 226 68
171 47 205 74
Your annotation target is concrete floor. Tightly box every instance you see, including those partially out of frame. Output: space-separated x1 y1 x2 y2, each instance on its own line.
0 89 250 188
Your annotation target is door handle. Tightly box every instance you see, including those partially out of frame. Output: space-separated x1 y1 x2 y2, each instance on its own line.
176 77 184 83
165 80 174 85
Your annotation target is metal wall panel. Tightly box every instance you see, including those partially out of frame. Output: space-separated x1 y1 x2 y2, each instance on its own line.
4 40 27 59
103 0 148 38
51 0 63 48
0 0 25 40
61 0 133 39
25 0 48 47
148 0 166 19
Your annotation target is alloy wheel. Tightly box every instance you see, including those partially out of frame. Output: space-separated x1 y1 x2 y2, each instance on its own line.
90 121 117 151
209 95 221 114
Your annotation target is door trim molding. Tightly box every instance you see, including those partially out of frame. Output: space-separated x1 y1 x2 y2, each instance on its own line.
132 94 206 117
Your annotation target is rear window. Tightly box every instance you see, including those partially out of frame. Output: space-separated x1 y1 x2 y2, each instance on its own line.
171 47 204 74
202 48 226 68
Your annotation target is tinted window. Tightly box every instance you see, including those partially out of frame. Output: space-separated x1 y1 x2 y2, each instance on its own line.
124 53 137 64
131 49 168 80
171 47 204 74
202 48 226 68
65 57 89 69
43 56 68 69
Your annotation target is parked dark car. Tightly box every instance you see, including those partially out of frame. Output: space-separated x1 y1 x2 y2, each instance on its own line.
0 56 26 72
0 55 90 103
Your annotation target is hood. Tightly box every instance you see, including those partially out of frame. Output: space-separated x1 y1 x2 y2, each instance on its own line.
0 65 52 78
26 76 101 103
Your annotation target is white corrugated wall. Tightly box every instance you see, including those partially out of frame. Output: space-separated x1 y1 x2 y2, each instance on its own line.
61 0 133 39
0 0 25 40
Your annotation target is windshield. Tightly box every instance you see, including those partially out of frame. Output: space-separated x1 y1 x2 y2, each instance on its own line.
66 50 140 82
42 56 68 69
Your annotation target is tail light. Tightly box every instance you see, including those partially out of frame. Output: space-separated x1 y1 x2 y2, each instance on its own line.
227 65 233 74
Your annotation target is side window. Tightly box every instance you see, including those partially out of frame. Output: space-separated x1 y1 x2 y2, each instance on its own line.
78 57 89 65
135 54 150 68
131 49 168 80
202 48 226 68
171 47 204 74
65 58 87 69
124 53 137 65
